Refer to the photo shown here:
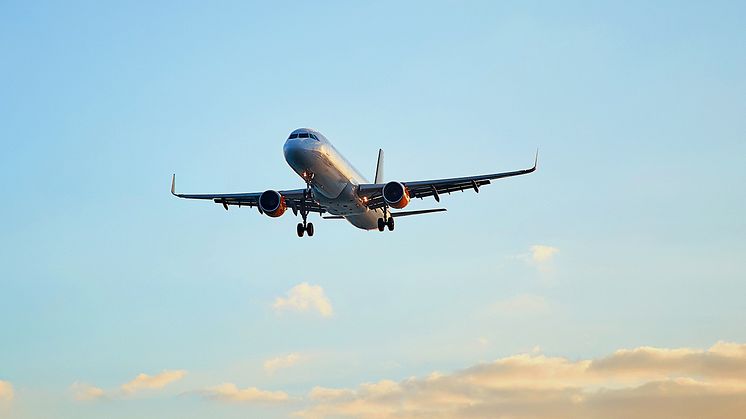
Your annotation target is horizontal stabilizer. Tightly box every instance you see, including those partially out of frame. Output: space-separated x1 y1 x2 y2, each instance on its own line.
323 208 446 220
390 208 447 218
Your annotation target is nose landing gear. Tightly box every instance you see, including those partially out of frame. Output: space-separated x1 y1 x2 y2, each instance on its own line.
297 178 315 238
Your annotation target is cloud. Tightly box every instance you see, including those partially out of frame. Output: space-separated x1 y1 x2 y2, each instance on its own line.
0 380 13 402
71 370 187 401
492 294 550 316
120 370 187 394
264 353 304 374
201 383 289 403
273 283 333 317
511 245 559 276
296 341 746 419
71 382 105 401
530 244 559 263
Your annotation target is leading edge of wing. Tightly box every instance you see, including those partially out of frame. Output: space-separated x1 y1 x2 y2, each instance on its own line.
405 149 538 188
357 149 538 195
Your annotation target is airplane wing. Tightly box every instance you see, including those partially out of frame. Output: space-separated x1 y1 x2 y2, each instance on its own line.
357 151 537 210
170 175 327 214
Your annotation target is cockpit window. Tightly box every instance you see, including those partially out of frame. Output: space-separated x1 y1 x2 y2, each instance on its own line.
288 132 321 140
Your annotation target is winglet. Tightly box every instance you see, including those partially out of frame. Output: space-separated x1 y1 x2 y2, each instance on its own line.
533 148 539 170
171 174 176 196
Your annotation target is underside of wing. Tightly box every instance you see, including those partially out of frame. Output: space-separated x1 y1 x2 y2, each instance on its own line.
170 175 327 214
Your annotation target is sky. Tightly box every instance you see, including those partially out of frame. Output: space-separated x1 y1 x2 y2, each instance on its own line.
1 1 745 418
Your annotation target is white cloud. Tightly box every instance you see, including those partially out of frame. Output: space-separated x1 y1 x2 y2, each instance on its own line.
201 383 289 403
0 380 13 402
120 370 187 394
71 382 105 401
70 370 187 401
530 244 559 263
264 353 303 374
511 245 559 276
296 341 746 419
492 294 550 316
273 283 333 317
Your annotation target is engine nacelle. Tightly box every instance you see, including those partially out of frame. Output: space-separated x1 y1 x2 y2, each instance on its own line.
382 181 410 209
259 190 286 217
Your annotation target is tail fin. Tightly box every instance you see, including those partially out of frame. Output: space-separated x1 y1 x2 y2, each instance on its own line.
374 149 384 183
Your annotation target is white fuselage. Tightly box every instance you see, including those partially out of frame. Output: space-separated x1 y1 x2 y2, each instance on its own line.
283 128 385 230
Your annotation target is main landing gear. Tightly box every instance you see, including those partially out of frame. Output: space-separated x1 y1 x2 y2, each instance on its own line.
297 220 314 237
377 212 395 232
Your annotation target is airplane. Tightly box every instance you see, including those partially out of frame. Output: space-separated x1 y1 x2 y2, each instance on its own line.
171 128 537 237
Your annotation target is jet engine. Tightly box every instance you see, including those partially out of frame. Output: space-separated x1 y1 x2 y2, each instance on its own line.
382 181 410 209
259 190 286 217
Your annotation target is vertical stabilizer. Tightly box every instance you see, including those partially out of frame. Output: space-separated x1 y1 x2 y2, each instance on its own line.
374 149 384 183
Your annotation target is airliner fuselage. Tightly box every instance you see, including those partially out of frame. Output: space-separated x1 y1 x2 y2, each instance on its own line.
283 128 383 230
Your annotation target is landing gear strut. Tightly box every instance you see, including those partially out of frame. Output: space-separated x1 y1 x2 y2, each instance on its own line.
297 176 315 238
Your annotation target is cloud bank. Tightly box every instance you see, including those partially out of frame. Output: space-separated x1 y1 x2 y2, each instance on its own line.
296 341 746 419
273 283 333 317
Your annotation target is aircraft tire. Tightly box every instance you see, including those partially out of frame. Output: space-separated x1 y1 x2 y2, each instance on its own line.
306 223 314 237
297 223 305 237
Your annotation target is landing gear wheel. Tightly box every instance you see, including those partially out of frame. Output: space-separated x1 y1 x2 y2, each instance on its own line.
387 217 395 231
297 223 305 237
306 222 314 237
377 218 385 232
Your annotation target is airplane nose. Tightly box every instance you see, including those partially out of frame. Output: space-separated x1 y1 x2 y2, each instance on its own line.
283 139 301 161
283 138 317 168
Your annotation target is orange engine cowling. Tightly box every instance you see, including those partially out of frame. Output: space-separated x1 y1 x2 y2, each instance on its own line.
382 181 410 209
259 190 286 217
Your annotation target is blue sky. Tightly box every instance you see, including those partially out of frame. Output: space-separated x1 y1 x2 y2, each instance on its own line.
1 1 745 418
